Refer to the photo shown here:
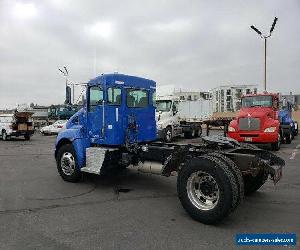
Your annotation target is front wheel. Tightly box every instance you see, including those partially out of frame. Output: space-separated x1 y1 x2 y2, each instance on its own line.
285 131 292 144
271 133 281 151
195 127 202 138
2 131 8 141
294 122 298 136
56 144 82 182
164 126 173 143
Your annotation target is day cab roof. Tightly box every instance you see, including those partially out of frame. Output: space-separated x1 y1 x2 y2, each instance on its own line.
88 73 156 90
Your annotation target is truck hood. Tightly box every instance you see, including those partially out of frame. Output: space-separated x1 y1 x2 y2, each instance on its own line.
238 107 274 119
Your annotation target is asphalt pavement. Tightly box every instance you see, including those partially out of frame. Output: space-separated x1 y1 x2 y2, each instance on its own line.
0 133 299 249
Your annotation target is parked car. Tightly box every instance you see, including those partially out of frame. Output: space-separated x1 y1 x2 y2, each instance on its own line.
0 112 34 140
40 120 67 135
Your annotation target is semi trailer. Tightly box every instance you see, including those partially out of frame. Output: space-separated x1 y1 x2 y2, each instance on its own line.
55 73 284 224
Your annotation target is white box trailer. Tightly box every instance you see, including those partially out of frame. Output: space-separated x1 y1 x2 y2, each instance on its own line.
178 99 213 122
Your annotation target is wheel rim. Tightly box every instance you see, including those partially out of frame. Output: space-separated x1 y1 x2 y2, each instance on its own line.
166 129 172 142
187 171 220 211
60 152 76 176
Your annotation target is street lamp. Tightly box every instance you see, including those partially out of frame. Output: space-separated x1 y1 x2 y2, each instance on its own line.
250 17 278 91
58 66 72 104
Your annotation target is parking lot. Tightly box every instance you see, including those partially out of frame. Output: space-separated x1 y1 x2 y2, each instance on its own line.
0 134 299 249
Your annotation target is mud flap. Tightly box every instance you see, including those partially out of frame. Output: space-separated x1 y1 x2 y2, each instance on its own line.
264 164 283 184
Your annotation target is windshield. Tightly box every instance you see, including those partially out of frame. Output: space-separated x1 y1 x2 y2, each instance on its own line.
156 100 172 112
242 96 273 108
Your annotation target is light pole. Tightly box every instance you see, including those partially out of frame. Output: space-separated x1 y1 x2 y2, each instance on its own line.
58 66 74 105
250 17 278 91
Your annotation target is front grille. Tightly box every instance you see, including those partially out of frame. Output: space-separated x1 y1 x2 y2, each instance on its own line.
239 117 260 131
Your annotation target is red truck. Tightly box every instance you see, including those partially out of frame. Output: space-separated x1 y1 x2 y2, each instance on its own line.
228 93 281 150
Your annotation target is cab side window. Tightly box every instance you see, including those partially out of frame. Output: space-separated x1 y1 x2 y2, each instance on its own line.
108 87 121 105
126 89 148 108
89 86 103 111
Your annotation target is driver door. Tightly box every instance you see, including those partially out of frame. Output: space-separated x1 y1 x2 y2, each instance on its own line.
87 86 104 143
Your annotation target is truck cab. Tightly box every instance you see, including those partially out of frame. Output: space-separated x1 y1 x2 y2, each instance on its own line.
279 98 298 141
55 73 156 178
156 95 181 142
228 93 281 150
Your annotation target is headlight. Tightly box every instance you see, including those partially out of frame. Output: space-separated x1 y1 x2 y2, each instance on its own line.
228 126 236 132
264 127 277 133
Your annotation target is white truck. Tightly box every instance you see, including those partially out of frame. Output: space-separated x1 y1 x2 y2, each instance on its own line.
0 112 34 140
156 95 213 142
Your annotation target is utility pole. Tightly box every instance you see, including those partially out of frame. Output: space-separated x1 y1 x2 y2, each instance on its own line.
250 17 278 91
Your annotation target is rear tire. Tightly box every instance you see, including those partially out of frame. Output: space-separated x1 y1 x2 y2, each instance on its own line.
24 135 30 140
243 172 268 195
56 144 82 182
207 153 244 211
177 156 239 224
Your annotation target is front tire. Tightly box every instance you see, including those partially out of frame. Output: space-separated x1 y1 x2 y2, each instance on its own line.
271 133 281 151
285 131 292 144
56 144 82 182
294 122 298 136
164 126 173 143
2 131 7 141
177 156 239 224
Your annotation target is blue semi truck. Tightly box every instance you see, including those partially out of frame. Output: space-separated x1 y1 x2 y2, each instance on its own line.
55 73 284 224
279 99 298 144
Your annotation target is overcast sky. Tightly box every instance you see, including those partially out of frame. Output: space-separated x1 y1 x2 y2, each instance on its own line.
0 0 299 108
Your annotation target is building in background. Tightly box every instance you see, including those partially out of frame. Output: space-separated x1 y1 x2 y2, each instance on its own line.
210 84 258 112
174 90 211 101
281 92 300 110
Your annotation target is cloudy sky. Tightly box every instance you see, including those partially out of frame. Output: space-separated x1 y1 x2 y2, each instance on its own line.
0 0 299 108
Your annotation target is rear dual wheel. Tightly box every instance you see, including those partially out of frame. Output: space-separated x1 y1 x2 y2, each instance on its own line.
177 154 243 224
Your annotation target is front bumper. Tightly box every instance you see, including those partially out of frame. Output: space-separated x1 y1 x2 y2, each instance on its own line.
228 131 278 143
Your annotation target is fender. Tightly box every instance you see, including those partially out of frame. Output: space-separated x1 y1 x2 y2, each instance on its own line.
55 126 90 168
